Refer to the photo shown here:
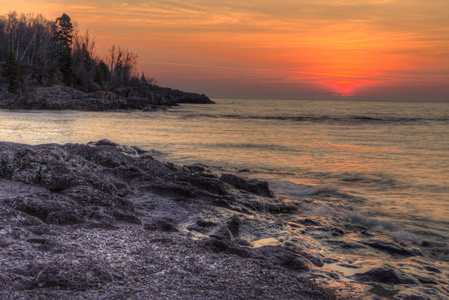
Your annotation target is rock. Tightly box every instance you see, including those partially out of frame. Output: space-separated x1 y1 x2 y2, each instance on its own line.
0 273 12 292
95 139 120 147
351 266 419 284
29 260 117 290
3 195 79 223
187 218 217 233
210 215 242 242
45 211 84 225
256 245 313 272
0 84 213 111
25 238 71 253
144 218 180 232
362 236 423 257
220 173 275 198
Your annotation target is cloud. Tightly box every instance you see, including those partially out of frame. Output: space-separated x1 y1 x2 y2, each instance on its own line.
1 0 448 100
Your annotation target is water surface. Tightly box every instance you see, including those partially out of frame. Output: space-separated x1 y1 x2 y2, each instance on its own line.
1 99 448 251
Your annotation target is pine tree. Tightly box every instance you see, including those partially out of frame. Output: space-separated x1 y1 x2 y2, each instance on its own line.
2 50 21 94
55 13 74 86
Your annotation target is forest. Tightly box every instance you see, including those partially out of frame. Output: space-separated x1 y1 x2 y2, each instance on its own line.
0 11 156 94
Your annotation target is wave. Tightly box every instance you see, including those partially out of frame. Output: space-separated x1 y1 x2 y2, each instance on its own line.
312 172 401 189
182 113 449 125
213 142 297 152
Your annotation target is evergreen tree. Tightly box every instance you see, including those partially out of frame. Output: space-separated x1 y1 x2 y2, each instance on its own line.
2 50 21 94
55 13 73 51
55 13 74 86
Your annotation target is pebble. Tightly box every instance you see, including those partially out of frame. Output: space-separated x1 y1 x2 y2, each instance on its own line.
176 268 188 275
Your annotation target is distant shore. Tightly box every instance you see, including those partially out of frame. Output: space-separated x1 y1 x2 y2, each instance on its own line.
0 85 214 112
0 140 447 299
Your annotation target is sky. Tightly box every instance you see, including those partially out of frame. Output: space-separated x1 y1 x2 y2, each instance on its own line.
1 0 449 101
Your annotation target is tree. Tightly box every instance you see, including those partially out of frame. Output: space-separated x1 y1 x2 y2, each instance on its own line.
2 50 21 94
55 13 74 86
55 13 73 51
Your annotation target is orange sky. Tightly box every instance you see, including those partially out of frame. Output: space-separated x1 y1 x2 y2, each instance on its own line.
2 0 448 100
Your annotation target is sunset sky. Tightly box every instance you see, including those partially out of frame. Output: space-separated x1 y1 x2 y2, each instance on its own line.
1 0 448 101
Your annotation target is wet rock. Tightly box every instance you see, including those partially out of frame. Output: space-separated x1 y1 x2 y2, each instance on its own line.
238 169 254 174
362 237 423 257
351 266 419 284
185 164 209 173
131 145 148 154
95 139 120 147
220 173 275 198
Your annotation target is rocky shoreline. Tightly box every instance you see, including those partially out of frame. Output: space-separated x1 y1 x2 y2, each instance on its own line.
0 140 448 299
0 85 214 111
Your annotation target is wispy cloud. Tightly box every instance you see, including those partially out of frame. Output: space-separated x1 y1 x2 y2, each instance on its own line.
1 0 448 99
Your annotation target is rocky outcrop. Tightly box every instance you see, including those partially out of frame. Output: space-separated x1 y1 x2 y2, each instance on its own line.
0 85 214 111
1 140 448 299
0 139 295 242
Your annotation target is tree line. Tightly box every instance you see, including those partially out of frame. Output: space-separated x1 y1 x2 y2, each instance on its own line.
0 11 157 94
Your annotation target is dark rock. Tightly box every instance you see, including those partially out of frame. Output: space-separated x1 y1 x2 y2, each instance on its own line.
187 218 217 233
0 85 213 111
351 267 419 284
0 273 12 292
210 215 243 241
144 218 180 232
29 260 117 290
45 211 83 225
221 173 275 198
4 195 78 222
0 236 15 248
256 245 312 272
95 139 120 147
200 237 231 253
0 206 43 227
224 246 253 258
185 164 209 173
111 210 142 225
131 145 148 154
368 285 399 299
26 238 71 253
362 237 423 257
62 186 132 209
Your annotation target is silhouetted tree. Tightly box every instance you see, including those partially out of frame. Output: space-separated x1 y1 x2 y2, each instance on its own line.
2 50 21 93
0 11 158 93
55 13 74 86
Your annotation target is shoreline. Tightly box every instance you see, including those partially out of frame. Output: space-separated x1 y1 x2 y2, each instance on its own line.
0 85 214 112
1 140 448 299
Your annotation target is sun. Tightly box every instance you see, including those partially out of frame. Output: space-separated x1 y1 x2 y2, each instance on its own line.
322 79 361 98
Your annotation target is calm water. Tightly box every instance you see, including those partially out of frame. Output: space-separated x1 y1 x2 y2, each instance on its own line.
1 99 448 246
